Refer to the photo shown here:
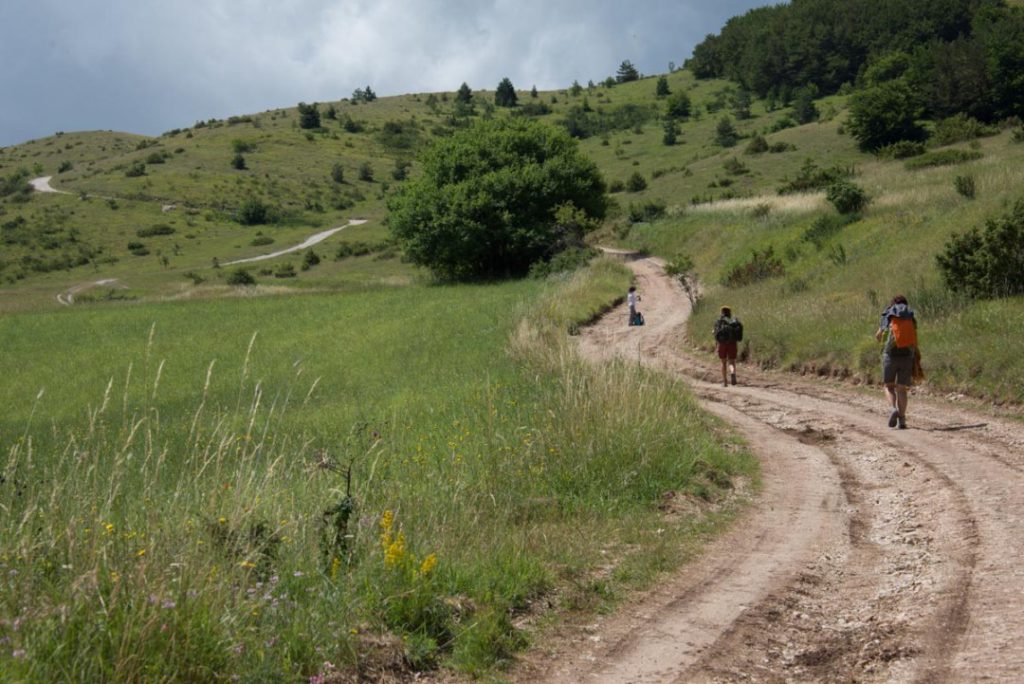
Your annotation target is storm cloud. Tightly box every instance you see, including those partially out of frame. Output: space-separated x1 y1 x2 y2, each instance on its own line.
0 0 768 147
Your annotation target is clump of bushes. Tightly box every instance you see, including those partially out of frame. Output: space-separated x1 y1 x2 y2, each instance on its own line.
250 235 274 247
954 174 976 199
227 268 256 285
877 140 925 159
136 224 176 238
274 263 297 278
932 114 998 146
937 199 1024 299
723 246 784 287
777 159 853 195
625 171 647 193
904 149 983 170
628 199 667 223
802 213 857 248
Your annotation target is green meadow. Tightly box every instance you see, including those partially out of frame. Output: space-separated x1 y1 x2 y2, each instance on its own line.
0 259 755 680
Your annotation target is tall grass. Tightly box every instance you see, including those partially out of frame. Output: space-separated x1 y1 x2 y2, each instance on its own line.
0 259 755 680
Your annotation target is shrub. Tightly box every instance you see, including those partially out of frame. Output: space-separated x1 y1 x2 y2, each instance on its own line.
936 199 1024 299
932 114 998 146
745 135 768 154
331 163 345 184
301 249 321 270
146 151 167 164
297 102 321 129
904 149 983 170
954 174 976 199
777 159 853 195
768 141 794 153
250 235 274 246
625 172 647 193
628 199 667 223
768 116 795 133
723 246 784 287
608 179 625 193
847 81 925 151
392 159 412 181
232 139 256 153
231 154 247 170
227 268 256 285
136 224 176 238
723 157 749 175
358 162 374 182
1012 126 1024 144
825 180 869 215
58 160 73 173
802 214 857 248
236 197 273 225
877 140 925 159
125 161 146 177
274 263 297 278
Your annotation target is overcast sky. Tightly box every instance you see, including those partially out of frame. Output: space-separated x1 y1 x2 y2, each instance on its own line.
0 0 769 148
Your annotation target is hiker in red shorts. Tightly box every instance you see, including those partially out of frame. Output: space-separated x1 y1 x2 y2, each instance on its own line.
713 306 743 387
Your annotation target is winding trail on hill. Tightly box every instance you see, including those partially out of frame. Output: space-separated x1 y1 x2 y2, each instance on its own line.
223 219 368 266
514 253 1024 683
29 176 68 194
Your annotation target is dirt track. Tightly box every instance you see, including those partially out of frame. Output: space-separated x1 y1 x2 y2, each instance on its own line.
516 255 1024 683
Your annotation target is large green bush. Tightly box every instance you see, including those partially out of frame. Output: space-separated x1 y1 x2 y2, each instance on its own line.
388 118 606 280
937 199 1024 299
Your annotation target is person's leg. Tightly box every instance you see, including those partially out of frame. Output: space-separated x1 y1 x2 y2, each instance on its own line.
721 358 729 386
729 355 737 385
882 355 899 427
895 357 912 428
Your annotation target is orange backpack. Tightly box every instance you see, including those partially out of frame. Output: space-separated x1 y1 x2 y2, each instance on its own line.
890 317 917 348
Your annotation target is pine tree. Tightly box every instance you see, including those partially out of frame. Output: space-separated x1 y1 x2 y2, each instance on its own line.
616 60 640 83
656 75 670 97
495 77 518 107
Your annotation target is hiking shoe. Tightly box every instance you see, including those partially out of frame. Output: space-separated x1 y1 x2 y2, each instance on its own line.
723 381 729 387
888 409 899 428
730 373 737 386
898 416 907 430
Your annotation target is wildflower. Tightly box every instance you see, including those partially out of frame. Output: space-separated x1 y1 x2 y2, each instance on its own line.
12 649 26 659
136 549 146 558
239 561 256 569
419 553 438 576
379 510 395 549
218 517 228 525
104 523 115 535
330 556 341 579
384 532 406 568
161 600 176 610
293 570 305 578
109 571 120 582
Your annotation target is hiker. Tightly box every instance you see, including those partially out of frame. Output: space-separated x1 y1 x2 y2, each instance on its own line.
874 294 917 429
627 286 641 326
713 306 743 386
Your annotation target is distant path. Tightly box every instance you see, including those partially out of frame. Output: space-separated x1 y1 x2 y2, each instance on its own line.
56 278 120 306
224 219 368 266
30 176 69 194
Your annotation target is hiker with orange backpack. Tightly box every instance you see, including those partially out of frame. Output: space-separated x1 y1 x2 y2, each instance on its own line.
874 295 917 429
714 306 743 387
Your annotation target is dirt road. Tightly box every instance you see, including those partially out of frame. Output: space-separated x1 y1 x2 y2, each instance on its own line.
518 255 1024 683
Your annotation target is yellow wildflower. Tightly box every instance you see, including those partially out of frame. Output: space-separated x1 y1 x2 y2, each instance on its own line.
104 523 115 535
239 560 256 569
384 532 406 568
330 556 341 578
136 549 146 558
379 510 395 549
419 553 438 576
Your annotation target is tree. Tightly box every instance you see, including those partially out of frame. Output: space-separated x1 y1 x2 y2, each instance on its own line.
331 163 344 184
297 102 320 129
715 116 739 147
388 118 607 281
570 80 583 96
655 75 670 97
616 60 640 83
232 153 247 170
227 268 256 285
495 77 518 107
358 162 374 182
792 87 820 124
847 80 925 151
531 85 539 98
662 120 678 146
665 91 692 119
456 82 473 104
732 89 752 119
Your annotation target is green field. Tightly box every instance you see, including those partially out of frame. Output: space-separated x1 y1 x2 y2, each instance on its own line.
0 259 755 680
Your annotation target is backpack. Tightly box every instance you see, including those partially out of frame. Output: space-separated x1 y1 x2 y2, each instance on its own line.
630 310 645 326
715 317 742 343
889 316 917 349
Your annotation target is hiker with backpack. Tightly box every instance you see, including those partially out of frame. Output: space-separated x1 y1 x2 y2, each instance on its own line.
627 286 644 326
874 294 918 429
713 306 743 386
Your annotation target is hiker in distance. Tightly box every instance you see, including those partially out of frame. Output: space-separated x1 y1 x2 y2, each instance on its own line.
713 306 743 387
874 294 918 429
627 286 644 326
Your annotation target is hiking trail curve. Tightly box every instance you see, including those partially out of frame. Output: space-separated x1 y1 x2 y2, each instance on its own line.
513 253 1024 683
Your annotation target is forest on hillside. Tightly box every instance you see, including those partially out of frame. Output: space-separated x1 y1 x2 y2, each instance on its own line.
686 0 1024 125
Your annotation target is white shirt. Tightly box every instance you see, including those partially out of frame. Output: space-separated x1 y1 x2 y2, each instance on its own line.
627 292 638 308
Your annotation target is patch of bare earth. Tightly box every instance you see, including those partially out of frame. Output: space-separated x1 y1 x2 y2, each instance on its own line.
511 255 1024 683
